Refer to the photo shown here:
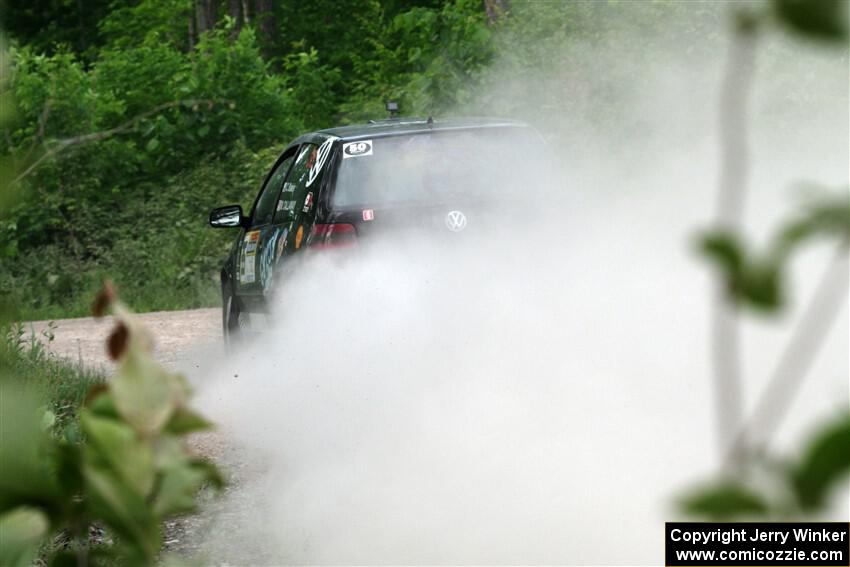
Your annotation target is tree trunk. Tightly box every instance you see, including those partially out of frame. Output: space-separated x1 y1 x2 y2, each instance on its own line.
254 0 276 58
76 0 86 53
194 0 217 36
206 0 218 31
228 0 244 37
483 0 507 25
188 5 196 49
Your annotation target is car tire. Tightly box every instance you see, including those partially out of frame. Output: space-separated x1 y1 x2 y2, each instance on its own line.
223 291 242 347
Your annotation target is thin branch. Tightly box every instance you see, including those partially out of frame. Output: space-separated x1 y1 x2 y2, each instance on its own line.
716 18 758 226
711 16 758 468
726 248 849 467
21 97 52 165
11 98 221 186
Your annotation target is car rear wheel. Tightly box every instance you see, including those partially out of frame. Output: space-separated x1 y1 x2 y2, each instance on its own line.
223 292 243 347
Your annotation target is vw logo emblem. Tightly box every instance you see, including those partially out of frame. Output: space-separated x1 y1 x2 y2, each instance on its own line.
445 210 467 232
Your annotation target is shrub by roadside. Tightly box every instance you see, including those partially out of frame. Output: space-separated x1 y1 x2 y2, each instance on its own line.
2 322 103 434
0 143 279 320
0 286 223 566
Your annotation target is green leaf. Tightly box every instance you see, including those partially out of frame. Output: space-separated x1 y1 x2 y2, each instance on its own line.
739 261 783 311
81 411 156 498
188 458 225 490
791 413 850 511
53 441 84 501
151 437 222 516
110 327 182 435
153 462 209 516
680 481 769 520
87 390 121 420
700 231 744 279
48 551 80 567
774 0 849 41
46 550 115 567
41 408 56 430
0 506 49 567
0 383 58 512
145 138 160 152
777 197 850 253
197 124 210 138
82 465 160 564
698 231 784 312
165 406 213 434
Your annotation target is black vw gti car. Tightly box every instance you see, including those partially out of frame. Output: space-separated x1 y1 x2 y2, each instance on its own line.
209 116 546 340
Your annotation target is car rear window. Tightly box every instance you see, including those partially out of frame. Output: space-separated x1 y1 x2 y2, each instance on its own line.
331 126 546 209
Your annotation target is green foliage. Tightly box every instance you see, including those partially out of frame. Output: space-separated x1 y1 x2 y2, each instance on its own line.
99 0 192 51
0 506 49 566
0 0 846 548
1 323 102 433
1 27 222 566
0 143 278 319
2 25 298 230
698 193 849 313
283 47 342 129
680 482 768 520
0 0 110 58
681 413 850 520
688 193 849 519
792 414 850 511
341 0 495 119
0 292 223 565
188 26 300 152
700 232 785 311
773 0 849 42
681 1 849 521
0 15 367 319
0 0 554 319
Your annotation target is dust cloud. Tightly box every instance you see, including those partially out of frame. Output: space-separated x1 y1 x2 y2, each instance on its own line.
190 3 848 564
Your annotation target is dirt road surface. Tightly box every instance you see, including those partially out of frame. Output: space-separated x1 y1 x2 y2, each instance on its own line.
28 307 221 369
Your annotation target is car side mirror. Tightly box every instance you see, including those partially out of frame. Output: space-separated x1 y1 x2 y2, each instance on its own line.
209 205 246 228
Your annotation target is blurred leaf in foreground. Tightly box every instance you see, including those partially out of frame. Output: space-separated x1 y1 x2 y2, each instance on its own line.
777 194 850 253
0 383 58 513
699 231 784 312
773 0 849 42
680 413 850 520
0 284 224 565
698 191 849 312
0 506 49 567
680 482 769 520
791 413 850 511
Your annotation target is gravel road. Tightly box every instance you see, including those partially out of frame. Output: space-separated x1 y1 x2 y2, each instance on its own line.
28 307 221 369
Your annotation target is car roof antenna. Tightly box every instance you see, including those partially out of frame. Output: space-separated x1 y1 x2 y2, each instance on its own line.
386 101 399 118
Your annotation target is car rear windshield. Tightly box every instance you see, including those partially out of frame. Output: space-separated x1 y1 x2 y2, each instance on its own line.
331 126 546 208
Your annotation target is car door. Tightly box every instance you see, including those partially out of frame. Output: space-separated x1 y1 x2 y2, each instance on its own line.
269 137 335 269
255 144 311 296
235 150 296 309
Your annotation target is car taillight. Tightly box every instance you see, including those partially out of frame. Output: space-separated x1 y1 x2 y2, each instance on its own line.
309 223 357 249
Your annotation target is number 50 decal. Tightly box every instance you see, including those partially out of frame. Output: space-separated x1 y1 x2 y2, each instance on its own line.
343 140 373 158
